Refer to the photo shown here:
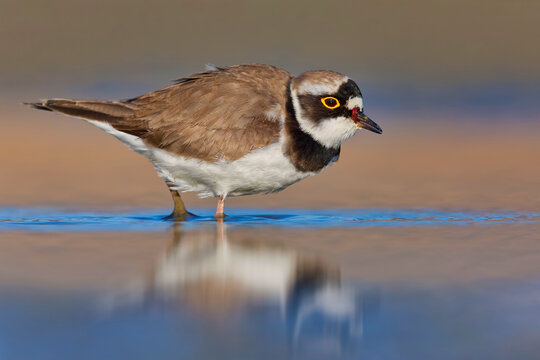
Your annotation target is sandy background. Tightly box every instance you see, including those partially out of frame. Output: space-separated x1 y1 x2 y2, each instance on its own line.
1 0 539 212
1 106 538 212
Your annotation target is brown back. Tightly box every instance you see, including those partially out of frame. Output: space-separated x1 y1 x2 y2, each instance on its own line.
28 64 293 162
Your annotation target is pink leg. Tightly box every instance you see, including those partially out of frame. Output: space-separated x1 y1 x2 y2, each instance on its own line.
215 194 226 219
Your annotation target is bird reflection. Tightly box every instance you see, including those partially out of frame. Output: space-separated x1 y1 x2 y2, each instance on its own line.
102 220 378 352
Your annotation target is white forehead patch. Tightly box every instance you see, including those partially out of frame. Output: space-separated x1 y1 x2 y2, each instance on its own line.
296 76 348 96
346 97 363 111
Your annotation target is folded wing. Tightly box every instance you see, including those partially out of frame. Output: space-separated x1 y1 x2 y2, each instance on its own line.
27 64 292 162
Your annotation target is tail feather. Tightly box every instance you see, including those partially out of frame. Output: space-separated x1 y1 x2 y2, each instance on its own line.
24 99 136 122
24 102 53 111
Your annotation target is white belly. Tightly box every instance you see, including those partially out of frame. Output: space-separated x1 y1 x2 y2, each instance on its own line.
150 142 313 197
89 121 313 198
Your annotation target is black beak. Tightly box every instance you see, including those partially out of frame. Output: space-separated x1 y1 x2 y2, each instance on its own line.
353 110 383 134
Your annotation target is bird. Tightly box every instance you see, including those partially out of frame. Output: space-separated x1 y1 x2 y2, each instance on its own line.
25 64 382 219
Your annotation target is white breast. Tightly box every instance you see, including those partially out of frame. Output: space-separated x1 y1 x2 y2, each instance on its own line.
88 121 313 198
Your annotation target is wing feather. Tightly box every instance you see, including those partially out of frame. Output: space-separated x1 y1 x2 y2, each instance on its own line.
27 64 293 162
124 64 292 161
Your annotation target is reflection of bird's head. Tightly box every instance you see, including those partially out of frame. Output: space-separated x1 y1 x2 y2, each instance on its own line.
285 262 363 349
290 71 382 149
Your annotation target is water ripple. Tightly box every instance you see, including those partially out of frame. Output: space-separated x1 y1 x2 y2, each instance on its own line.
0 207 538 231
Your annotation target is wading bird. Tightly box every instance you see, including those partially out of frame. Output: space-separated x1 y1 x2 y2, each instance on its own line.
27 64 382 219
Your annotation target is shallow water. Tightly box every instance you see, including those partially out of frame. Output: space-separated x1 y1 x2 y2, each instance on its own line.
1 207 539 231
0 207 539 360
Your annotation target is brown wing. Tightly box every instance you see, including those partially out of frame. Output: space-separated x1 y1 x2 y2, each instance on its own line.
125 64 292 161
28 64 293 162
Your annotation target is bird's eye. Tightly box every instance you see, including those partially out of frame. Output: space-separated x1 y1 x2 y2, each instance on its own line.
321 97 340 109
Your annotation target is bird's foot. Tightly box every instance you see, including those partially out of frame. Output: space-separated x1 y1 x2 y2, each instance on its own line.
214 212 227 219
164 189 195 221
163 210 196 221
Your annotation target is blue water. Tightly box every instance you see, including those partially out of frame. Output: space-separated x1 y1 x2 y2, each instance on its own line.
1 207 538 231
1 207 539 360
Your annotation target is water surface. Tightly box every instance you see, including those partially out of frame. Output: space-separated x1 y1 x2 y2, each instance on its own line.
0 208 539 360
1 207 538 231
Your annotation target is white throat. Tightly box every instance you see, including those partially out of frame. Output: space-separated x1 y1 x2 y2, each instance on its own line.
290 86 358 149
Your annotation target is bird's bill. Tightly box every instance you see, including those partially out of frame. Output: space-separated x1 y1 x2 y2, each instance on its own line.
352 109 382 134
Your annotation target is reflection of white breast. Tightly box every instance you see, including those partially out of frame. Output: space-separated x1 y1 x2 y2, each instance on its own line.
155 239 297 300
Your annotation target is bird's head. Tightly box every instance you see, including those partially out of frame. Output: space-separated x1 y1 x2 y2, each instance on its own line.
290 70 382 148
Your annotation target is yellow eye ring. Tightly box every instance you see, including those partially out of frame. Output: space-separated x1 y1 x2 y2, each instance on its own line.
321 97 340 109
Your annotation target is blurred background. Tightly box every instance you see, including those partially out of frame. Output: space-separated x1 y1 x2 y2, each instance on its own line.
1 0 539 211
1 3 540 358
